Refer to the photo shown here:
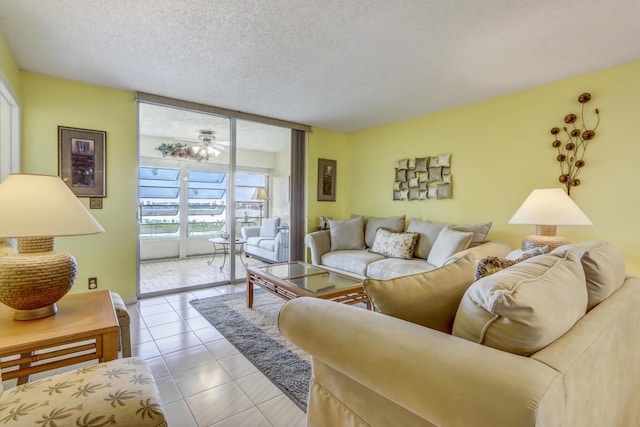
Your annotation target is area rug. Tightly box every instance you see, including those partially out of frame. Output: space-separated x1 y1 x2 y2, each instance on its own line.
189 290 311 412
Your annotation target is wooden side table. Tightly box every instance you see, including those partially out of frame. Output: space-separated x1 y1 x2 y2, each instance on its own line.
0 290 119 383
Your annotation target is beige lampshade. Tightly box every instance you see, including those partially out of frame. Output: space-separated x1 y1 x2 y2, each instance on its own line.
0 173 104 238
509 188 592 250
252 186 269 201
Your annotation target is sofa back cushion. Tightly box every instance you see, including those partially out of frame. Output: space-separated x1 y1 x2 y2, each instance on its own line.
260 217 280 238
406 218 447 259
363 253 476 333
453 249 588 356
329 217 366 251
352 215 406 248
427 226 474 267
553 241 626 311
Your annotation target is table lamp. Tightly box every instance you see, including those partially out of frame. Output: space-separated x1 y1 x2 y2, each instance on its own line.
508 188 592 251
252 186 269 225
0 174 104 320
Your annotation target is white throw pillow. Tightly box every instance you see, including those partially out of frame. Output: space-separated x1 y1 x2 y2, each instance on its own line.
329 217 366 251
260 217 280 238
427 226 474 267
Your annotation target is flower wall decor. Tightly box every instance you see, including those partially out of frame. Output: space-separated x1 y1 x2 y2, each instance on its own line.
550 92 600 195
155 142 209 161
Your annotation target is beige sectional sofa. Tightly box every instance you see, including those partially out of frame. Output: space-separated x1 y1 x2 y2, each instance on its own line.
305 215 510 279
279 241 640 427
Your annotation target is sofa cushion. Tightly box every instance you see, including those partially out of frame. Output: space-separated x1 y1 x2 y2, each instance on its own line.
452 249 588 356
554 241 626 310
353 215 406 248
365 258 438 280
329 217 366 251
449 221 493 244
427 226 474 267
322 249 385 277
406 218 447 259
363 253 476 333
260 217 280 238
369 227 418 260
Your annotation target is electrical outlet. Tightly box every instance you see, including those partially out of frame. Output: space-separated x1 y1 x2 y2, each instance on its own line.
88 277 98 289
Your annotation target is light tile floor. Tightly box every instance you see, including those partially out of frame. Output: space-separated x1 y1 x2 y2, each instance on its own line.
1 284 307 427
132 284 306 426
140 255 267 295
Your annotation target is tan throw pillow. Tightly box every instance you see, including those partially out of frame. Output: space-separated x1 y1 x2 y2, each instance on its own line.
363 254 476 333
553 241 627 310
452 249 588 356
427 226 474 267
369 227 418 260
329 217 365 251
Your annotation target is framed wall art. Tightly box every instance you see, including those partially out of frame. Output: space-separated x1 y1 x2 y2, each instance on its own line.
317 158 337 201
58 126 106 197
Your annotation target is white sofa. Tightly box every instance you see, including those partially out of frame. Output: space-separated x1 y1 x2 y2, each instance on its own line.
242 217 289 263
305 215 510 280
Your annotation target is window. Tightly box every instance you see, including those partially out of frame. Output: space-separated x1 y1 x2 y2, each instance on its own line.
0 72 20 181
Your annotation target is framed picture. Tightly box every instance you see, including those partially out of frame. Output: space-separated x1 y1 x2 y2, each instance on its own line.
58 126 106 197
317 158 337 201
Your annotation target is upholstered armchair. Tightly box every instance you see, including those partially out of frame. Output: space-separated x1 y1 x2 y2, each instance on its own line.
242 217 289 263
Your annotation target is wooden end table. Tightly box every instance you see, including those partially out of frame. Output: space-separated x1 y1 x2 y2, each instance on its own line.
246 261 370 309
0 290 119 383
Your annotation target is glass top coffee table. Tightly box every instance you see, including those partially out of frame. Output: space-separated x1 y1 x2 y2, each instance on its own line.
246 261 370 309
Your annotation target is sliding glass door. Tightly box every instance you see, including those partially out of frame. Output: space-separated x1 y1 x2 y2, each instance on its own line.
137 103 291 296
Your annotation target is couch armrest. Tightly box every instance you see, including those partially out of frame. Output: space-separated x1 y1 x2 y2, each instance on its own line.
444 240 512 265
279 298 562 427
304 230 331 265
241 225 261 240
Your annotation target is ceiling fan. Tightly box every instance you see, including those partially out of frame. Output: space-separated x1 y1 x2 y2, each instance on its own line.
175 130 226 159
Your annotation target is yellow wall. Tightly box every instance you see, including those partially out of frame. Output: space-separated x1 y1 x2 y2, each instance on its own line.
19 72 139 298
306 128 351 229
308 61 640 273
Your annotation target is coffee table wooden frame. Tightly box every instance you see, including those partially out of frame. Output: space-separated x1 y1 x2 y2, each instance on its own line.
247 261 370 309
0 290 119 382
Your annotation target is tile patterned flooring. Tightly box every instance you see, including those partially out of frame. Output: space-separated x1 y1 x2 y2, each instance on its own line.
129 285 306 426
2 273 306 426
140 254 267 294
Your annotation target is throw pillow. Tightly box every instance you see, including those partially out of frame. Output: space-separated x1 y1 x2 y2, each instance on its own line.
259 217 280 238
553 241 626 311
452 249 588 356
369 227 418 260
329 217 366 251
427 226 474 267
363 253 476 333
406 218 447 259
474 253 537 280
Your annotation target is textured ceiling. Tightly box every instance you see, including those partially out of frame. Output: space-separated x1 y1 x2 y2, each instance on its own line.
0 0 639 134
